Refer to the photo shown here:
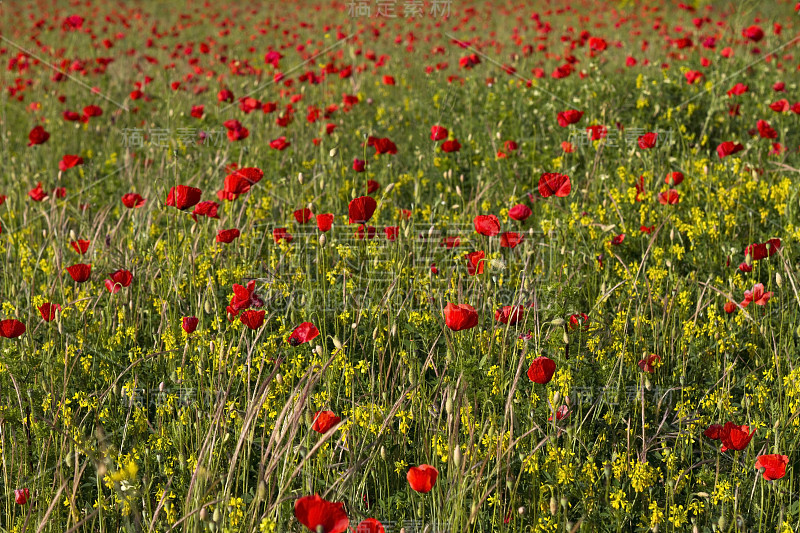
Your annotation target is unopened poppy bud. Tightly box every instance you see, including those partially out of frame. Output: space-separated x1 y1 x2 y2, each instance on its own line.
304 411 313 426
644 377 652 391
563 331 569 344
199 508 208 521
551 318 565 326
329 147 338 158
385 183 394 194
275 373 283 385
372 327 379 340
453 446 461 468
391 324 397 337
212 508 221 523
351 322 357 330
316 526 325 533
549 496 558 515
776 273 783 288
298 173 304 184
560 497 567 508
518 506 525 515
745 253 752 267
319 234 326 246
446 395 453 416
69 229 76 241
332 337 343 350
315 345 323 356
159 381 165 393
455 185 462 196
380 445 386 460
717 515 727 530
552 391 561 405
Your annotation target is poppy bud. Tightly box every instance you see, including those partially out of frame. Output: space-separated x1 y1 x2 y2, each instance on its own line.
717 515 727 530
385 183 394 194
159 381 165 393
329 147 338 158
257 481 267 501
560 497 568 509
319 234 326 247
549 496 558 515
563 331 569 344
276 374 283 385
380 446 386 460
298 173 304 184
453 446 462 468
332 337 343 350
446 395 453 416
776 273 783 288
199 508 208 521
645 377 652 390
315 345 323 356
391 324 397 337
212 508 221 523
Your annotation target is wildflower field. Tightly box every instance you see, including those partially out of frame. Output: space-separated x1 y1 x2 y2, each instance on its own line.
1 0 800 531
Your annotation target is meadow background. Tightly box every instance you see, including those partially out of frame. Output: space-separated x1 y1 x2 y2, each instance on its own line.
0 0 799 531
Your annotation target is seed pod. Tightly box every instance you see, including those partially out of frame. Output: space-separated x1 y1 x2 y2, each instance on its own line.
445 395 453 416
212 507 221 523
549 496 558 516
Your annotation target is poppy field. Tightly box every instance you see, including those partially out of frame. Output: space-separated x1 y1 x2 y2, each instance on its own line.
2 0 800 531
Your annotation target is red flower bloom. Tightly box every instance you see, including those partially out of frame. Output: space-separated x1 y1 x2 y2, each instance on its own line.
556 109 584 127
192 201 220 220
466 251 485 275
348 196 377 224
769 99 790 112
66 263 91 283
638 354 661 373
610 233 625 246
658 189 680 205
538 173 571 198
270 136 290 150
430 125 448 141
110 269 132 287
441 139 461 152
273 228 293 243
38 302 61 322
637 132 658 149
14 488 29 505
294 208 314 223
288 322 320 346
717 141 744 159
367 136 397 155
217 167 264 201
355 518 385 533
720 422 755 452
70 239 90 254
527 356 556 384
724 301 737 314
500 231 524 248
122 193 146 208
316 214 334 232
294 495 349 533
742 25 764 42
59 154 84 171
190 105 204 118
29 182 48 202
182 316 199 334
28 125 50 146
745 238 781 261
311 411 341 433
355 225 376 240
384 226 399 241
0 319 26 338
83 105 102 118
441 236 460 249
704 424 724 440
353 158 367 172
367 180 381 194
240 309 265 329
665 172 684 186
509 204 532 221
407 464 438 493
474 215 501 236
217 229 240 243
495 305 524 325
755 454 789 481
444 303 479 331
757 119 777 139
165 185 202 210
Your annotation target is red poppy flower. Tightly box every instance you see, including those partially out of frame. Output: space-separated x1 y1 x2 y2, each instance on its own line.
500 232 524 248
586 125 607 141
182 316 199 334
466 251 485 275
355 518 385 533
637 132 658 149
192 201 220 221
509 204 532 221
665 172 684 186
353 158 367 172
745 238 781 261
0 319 26 338
38 302 61 322
294 208 314 223
757 120 777 139
29 182 48 202
63 110 81 121
495 305 524 325
638 354 661 373
165 185 202 210
527 356 556 384
270 136 290 150
316 213 334 232
538 173 571 198
355 225 376 240
441 139 461 152
474 215 501 236
443 303 479 331
66 263 91 283
441 236 460 249
755 454 789 481
28 125 50 146
240 309 265 329
548 405 571 422
726 83 748 97
273 228 293 243
640 225 655 234
407 464 438 493
704 424 724 440
122 193 146 208
288 322 320 346
723 301 737 314
717 141 744 158
348 196 377 224
556 109 584 127
367 180 381 194
190 105 204 118
294 495 349 533
83 105 102 118
769 99 790 112
504 140 518 152
227 125 249 141
610 233 625 246
59 155 84 171
720 422 755 452
14 488 29 505
430 125 448 141
384 226 399 241
658 190 680 205
226 281 263 317
217 229 240 243
742 283 773 307
685 70 703 84
54 187 66 199
367 136 397 155
218 167 264 201
70 240 90 254
742 25 764 42
311 411 341 433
